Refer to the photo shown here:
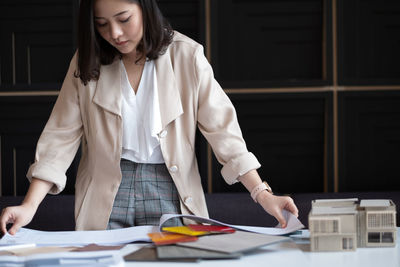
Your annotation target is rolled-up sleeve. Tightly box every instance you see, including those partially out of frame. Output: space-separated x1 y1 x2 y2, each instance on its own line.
26 53 83 194
194 47 261 185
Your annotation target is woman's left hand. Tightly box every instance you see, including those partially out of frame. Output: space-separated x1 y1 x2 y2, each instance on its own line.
256 191 298 228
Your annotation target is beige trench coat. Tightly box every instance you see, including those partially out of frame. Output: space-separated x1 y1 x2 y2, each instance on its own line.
27 32 261 230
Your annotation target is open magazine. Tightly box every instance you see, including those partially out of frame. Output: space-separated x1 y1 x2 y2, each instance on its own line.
159 210 304 235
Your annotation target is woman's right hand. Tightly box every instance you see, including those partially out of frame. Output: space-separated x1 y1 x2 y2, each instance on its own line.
1 203 36 235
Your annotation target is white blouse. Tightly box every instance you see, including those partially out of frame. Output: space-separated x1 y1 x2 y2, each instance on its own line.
120 59 164 163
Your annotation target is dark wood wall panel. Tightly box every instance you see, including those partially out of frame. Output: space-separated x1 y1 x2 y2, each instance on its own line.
338 0 400 85
1 134 38 196
0 0 399 196
211 93 332 194
158 0 205 44
0 96 77 196
17 33 72 84
211 0 330 88
0 0 76 90
338 91 400 191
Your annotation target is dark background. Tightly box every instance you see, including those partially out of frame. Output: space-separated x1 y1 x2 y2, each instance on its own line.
0 0 399 196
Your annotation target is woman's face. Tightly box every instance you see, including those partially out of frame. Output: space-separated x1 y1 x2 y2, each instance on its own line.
94 0 143 58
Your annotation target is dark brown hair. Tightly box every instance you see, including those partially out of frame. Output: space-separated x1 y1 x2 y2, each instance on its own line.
75 0 174 85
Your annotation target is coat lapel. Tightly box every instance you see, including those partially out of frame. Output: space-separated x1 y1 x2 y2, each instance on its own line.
93 59 122 116
155 50 183 129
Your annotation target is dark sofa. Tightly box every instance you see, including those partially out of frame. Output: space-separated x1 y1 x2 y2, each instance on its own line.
0 192 399 231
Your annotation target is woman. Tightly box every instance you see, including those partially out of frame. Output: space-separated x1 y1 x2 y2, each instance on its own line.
0 0 298 234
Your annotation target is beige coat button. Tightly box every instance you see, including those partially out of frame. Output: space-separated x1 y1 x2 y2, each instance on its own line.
184 196 193 204
159 130 168 138
169 165 178 173
112 183 119 192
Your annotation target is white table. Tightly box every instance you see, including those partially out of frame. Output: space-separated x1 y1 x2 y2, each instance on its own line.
122 228 400 267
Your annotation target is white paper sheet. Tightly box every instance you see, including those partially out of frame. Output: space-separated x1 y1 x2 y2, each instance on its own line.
159 210 304 235
0 243 36 251
0 225 157 247
0 250 124 266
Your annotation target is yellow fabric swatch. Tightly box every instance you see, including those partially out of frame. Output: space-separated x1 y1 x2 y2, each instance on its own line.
162 226 209 236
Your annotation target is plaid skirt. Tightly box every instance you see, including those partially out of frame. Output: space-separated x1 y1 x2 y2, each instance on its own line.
107 159 182 229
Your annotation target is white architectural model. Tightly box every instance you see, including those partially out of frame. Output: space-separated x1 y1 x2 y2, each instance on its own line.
308 198 396 251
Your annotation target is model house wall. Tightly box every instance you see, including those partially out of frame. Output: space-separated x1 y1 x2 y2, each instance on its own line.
358 199 397 247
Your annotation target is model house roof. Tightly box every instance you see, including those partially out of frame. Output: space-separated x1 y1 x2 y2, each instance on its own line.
311 198 358 215
360 199 391 207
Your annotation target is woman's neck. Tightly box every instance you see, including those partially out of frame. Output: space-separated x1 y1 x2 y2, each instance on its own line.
122 50 144 64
